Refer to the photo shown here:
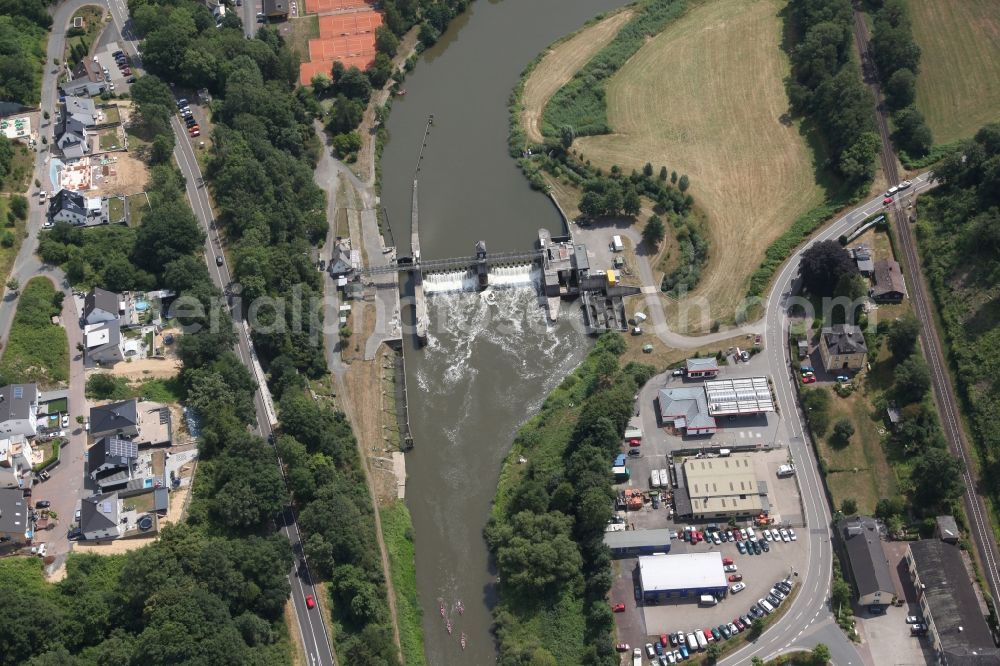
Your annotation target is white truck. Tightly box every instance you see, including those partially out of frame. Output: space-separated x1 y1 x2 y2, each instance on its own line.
650 469 661 488
611 235 624 252
777 464 795 478
632 647 642 666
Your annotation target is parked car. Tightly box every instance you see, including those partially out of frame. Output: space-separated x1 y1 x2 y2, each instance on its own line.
305 594 315 609
61 414 69 428
760 539 770 552
722 557 734 565
615 643 630 652
67 527 82 541
770 528 780 540
728 573 742 582
719 624 731 638
905 615 923 624
35 500 50 509
645 643 656 659
910 623 928 635
612 603 626 613
780 528 790 542
788 528 797 541
724 564 738 572
730 582 746 593
801 375 816 384
751 541 761 555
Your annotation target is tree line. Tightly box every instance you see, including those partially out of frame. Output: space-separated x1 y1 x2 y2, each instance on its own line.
486 333 656 666
135 0 404 660
868 0 933 160
918 123 1000 521
785 0 879 189
541 0 688 138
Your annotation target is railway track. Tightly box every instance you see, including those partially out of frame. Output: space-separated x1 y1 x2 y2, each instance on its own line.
851 2 1000 607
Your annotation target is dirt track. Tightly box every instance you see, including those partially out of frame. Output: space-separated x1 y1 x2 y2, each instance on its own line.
520 9 632 145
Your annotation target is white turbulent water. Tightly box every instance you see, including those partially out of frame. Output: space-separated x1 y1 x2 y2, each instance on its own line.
422 263 537 294
407 286 588 663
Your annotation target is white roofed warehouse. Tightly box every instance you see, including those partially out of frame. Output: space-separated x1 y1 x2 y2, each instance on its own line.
638 552 728 602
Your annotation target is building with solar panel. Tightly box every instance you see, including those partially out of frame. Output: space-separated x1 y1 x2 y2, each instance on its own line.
657 377 774 436
0 384 38 438
88 436 139 491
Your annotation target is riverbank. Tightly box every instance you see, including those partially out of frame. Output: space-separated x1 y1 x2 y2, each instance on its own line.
486 332 647 663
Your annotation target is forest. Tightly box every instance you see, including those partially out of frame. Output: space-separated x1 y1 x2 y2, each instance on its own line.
0 0 49 105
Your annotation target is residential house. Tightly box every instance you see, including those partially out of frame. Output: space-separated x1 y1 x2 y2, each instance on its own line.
838 516 896 607
263 0 289 19
328 239 359 278
872 259 906 303
55 95 97 160
90 399 172 447
85 320 125 366
907 539 1000 665
48 189 88 225
87 436 138 491
819 324 868 372
852 245 874 277
685 357 719 379
0 488 30 546
657 387 716 436
80 492 123 541
0 435 34 489
84 287 124 325
0 384 39 438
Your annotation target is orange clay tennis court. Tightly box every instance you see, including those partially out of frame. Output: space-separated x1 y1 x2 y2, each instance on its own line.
318 11 382 38
303 0 371 15
308 33 375 61
299 56 375 86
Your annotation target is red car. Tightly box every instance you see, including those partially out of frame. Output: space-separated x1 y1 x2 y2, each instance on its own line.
723 557 734 565
305 594 316 609
612 603 626 613
660 634 669 647
801 375 816 384
730 529 741 541
628 438 641 447
728 574 743 582
883 196 894 205
615 643 630 652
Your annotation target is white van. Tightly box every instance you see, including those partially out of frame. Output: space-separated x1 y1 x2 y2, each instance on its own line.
699 594 718 606
718 448 731 457
611 235 624 252
695 630 708 650
758 598 775 614
686 633 699 653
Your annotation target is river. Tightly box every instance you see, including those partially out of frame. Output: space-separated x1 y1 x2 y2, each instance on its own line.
378 0 628 663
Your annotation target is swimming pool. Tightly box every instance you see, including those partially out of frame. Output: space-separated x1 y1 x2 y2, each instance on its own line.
135 300 149 312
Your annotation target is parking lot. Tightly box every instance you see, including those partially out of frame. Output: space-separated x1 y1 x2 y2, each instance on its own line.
93 42 135 95
610 368 809 658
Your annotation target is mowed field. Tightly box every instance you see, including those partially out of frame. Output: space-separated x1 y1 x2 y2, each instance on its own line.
520 9 633 144
908 0 1000 144
575 0 825 328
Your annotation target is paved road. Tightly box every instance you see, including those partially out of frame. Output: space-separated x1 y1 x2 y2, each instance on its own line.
170 115 337 666
850 1 1000 612
0 0 103 570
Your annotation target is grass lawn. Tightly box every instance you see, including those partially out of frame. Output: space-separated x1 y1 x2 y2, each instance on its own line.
126 194 149 227
65 6 106 67
99 129 121 151
379 502 426 666
909 0 1000 143
125 121 153 155
0 278 69 387
521 9 633 144
817 388 896 516
575 0 827 330
108 196 125 223
287 15 319 63
101 105 121 126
